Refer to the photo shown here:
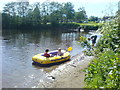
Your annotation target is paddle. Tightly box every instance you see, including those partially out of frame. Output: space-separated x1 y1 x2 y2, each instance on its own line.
67 47 73 52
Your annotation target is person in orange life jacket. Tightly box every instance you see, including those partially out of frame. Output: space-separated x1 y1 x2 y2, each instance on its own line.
44 49 50 57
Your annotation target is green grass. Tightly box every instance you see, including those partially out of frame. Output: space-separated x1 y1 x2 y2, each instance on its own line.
73 22 100 26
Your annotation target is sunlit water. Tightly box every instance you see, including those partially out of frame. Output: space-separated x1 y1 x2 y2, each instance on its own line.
2 29 91 88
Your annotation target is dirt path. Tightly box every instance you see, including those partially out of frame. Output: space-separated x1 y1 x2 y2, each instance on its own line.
36 52 94 88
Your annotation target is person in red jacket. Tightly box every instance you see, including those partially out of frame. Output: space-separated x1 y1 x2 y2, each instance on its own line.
44 49 50 57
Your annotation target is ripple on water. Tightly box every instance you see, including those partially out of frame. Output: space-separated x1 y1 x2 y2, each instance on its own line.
2 30 91 88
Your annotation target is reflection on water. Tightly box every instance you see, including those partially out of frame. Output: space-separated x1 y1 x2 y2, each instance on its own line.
2 29 90 88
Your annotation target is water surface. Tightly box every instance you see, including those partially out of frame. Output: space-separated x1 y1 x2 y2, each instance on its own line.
2 29 91 88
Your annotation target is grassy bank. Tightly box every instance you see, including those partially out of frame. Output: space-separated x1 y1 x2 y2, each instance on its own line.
74 22 99 26
60 22 101 31
83 19 120 88
73 22 101 31
3 22 100 31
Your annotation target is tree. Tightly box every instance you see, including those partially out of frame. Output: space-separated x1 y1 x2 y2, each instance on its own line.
16 1 29 26
75 7 87 23
2 1 90 29
2 13 10 28
41 1 50 24
88 16 98 22
3 2 16 16
3 2 18 28
32 3 41 25
49 2 62 24
62 2 75 22
16 2 29 17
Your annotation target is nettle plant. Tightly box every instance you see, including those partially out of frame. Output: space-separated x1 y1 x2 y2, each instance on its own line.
84 50 119 88
96 18 120 53
84 18 120 88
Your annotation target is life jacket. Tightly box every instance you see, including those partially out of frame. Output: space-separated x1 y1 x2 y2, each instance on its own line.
44 53 50 57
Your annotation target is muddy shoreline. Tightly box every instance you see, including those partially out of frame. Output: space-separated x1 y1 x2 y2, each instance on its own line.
35 52 94 88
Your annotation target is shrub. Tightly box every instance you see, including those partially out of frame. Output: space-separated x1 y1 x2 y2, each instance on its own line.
84 18 120 88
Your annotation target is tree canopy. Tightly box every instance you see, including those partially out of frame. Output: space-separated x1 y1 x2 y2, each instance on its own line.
2 1 88 29
75 7 87 23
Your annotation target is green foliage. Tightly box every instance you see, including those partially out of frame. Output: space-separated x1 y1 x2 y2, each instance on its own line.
62 2 75 21
96 19 120 53
60 23 79 29
88 16 98 22
79 36 91 49
73 22 100 30
84 50 119 88
84 18 120 88
2 1 88 29
75 7 87 22
76 22 99 26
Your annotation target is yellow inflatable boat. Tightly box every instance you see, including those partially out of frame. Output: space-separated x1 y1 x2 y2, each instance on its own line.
32 50 70 65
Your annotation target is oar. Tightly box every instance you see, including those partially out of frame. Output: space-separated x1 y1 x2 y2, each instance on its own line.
60 47 73 59
67 47 73 52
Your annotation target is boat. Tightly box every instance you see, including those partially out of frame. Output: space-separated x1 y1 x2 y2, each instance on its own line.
32 50 71 65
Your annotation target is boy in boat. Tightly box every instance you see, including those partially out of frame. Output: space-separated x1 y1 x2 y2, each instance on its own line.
44 49 51 57
57 48 63 56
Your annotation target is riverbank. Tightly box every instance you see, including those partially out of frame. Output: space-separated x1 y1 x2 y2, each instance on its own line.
3 22 99 31
36 52 94 88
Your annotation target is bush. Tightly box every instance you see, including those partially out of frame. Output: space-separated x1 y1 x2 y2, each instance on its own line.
82 25 99 30
84 18 120 88
84 50 119 88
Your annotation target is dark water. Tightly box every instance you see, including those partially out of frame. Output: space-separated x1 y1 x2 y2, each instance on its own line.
2 29 91 88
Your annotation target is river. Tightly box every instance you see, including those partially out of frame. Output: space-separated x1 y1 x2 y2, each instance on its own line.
1 29 91 88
